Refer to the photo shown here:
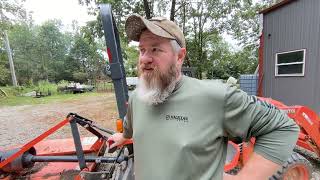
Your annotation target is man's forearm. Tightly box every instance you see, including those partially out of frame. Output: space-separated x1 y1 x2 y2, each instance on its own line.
224 152 280 180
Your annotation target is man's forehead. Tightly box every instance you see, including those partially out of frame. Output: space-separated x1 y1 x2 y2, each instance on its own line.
139 40 164 47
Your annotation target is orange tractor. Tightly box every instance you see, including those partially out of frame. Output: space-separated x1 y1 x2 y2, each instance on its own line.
224 97 320 179
0 4 319 180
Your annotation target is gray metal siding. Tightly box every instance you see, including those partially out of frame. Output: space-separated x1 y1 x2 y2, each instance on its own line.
316 1 320 114
262 0 320 113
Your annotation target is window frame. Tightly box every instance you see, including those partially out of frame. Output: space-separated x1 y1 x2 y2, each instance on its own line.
275 49 306 77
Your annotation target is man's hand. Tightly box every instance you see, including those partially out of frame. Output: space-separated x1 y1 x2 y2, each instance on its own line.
223 152 281 180
107 133 128 149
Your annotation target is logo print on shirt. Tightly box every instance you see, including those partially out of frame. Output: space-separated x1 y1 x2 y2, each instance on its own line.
166 114 189 123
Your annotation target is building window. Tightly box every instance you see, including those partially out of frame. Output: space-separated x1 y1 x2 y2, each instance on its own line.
275 49 306 77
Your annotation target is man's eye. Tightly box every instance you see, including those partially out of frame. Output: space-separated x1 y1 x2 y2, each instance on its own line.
140 49 145 54
152 48 160 52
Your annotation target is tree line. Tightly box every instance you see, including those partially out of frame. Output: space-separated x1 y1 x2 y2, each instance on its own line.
0 0 281 86
0 19 106 86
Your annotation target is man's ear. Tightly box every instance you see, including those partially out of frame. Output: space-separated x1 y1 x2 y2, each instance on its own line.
177 48 186 66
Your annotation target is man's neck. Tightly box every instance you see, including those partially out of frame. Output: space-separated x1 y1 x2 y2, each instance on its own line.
176 72 182 81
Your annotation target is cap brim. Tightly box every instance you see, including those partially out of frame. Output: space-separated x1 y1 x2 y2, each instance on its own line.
125 14 175 42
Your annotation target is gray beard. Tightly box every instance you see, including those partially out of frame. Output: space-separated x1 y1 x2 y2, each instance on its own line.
136 76 177 106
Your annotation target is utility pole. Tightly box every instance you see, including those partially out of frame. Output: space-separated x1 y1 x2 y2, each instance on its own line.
3 30 18 86
0 4 18 86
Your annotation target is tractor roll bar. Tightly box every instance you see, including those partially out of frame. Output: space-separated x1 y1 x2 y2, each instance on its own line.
99 4 129 121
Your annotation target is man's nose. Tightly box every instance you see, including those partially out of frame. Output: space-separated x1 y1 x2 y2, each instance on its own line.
140 52 153 64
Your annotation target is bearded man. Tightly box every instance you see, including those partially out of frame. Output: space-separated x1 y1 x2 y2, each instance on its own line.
108 14 299 180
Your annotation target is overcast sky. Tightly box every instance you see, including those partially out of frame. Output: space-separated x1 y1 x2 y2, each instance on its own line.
24 0 96 26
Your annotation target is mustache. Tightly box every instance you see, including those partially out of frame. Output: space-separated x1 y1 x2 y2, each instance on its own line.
138 64 156 77
139 64 154 70
141 65 177 89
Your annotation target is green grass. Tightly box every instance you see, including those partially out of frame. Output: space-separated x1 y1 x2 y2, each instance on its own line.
1 86 34 96
0 92 104 107
0 80 114 107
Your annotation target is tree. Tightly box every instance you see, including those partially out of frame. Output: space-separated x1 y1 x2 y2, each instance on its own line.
210 47 257 79
0 0 26 41
0 0 26 86
78 0 277 80
68 25 106 83
170 0 176 21
143 0 152 19
123 45 139 77
78 0 145 79
224 0 282 58
0 49 10 85
8 23 38 84
35 20 64 81
7 19 105 85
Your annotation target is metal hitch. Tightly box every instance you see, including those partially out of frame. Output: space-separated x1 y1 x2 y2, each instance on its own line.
0 147 36 173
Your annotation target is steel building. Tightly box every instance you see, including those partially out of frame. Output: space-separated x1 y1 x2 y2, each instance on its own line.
258 0 320 113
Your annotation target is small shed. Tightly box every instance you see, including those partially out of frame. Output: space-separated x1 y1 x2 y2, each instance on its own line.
258 0 320 113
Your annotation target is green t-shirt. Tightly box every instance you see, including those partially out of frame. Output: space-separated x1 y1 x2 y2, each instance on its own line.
123 76 299 180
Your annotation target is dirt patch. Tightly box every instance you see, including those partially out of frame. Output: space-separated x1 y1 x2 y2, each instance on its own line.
0 93 118 148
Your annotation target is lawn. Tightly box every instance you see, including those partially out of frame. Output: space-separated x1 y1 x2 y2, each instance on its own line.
0 81 114 106
0 92 104 107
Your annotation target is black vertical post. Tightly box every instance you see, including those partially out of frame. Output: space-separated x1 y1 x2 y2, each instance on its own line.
99 4 128 121
70 119 87 170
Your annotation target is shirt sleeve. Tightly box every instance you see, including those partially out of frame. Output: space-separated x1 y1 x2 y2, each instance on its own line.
123 96 133 139
223 84 300 165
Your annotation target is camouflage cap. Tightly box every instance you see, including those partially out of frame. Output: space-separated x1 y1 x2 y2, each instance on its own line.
125 14 186 48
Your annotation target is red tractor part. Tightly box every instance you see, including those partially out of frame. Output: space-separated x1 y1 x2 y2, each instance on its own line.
0 118 70 170
224 141 241 172
228 97 319 180
0 113 118 179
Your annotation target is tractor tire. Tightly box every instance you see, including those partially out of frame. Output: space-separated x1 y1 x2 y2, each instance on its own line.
269 152 313 180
